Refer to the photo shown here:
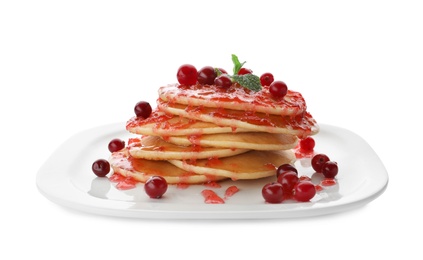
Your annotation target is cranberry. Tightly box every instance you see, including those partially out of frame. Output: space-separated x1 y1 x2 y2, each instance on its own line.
277 171 299 195
238 68 253 75
108 138 125 152
197 66 217 85
144 176 168 198
311 153 330 172
269 81 288 99
177 64 197 85
134 101 152 119
262 182 284 203
92 159 110 177
322 161 338 178
299 136 315 152
276 164 298 177
293 181 316 202
217 68 228 74
260 72 274 86
214 74 232 89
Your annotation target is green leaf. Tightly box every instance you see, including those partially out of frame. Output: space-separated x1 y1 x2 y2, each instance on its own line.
231 74 262 92
215 67 224 76
231 54 246 75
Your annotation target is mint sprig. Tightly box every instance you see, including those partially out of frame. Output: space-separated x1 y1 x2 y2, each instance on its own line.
231 74 262 92
231 54 246 75
230 54 262 92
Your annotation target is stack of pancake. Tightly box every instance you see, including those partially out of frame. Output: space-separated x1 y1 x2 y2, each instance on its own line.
109 83 319 185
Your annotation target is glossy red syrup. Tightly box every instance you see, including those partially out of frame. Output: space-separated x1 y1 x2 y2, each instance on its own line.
158 100 317 138
299 176 312 182
201 189 225 204
128 137 141 146
159 83 308 114
205 156 222 167
109 173 123 182
294 146 315 159
264 163 276 171
126 111 172 128
204 181 221 188
187 134 202 146
224 185 239 199
109 173 138 190
321 178 337 186
126 110 198 132
185 105 204 114
176 183 189 189
315 185 324 192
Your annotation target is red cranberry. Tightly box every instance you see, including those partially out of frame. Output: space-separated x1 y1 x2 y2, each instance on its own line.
108 138 125 152
260 72 274 86
269 81 288 99
177 64 197 85
92 159 110 177
238 68 253 75
144 176 168 198
214 74 232 89
322 161 338 178
299 137 315 152
197 66 217 85
262 182 284 203
293 181 316 202
217 68 228 74
311 153 330 172
134 101 152 119
277 171 299 195
276 163 298 177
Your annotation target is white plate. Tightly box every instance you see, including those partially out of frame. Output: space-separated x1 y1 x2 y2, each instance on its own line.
36 123 388 219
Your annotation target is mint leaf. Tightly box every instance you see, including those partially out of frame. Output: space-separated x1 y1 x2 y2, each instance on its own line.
231 54 246 75
231 74 262 92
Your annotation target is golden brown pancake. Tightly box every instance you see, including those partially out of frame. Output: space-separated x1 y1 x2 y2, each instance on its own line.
127 136 249 160
109 148 226 184
168 149 295 180
126 110 251 136
157 99 319 138
165 132 298 150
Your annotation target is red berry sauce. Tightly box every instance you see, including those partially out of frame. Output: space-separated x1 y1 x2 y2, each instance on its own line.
109 173 138 190
320 178 337 187
201 189 225 204
224 185 239 200
204 181 222 188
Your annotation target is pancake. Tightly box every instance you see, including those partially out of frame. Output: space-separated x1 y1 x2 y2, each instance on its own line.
168 149 296 180
157 99 319 138
166 132 299 150
109 148 226 184
127 136 248 160
126 110 251 136
158 83 307 116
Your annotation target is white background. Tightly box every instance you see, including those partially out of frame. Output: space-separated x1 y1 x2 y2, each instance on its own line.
1 0 422 259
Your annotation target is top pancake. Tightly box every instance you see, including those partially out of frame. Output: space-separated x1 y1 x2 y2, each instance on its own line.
159 83 308 116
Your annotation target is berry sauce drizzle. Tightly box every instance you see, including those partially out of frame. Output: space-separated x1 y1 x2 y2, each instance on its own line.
201 190 225 204
109 173 138 190
159 83 308 115
224 185 240 199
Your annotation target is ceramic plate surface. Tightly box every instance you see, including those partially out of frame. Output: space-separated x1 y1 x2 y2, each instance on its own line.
36 123 388 219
